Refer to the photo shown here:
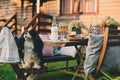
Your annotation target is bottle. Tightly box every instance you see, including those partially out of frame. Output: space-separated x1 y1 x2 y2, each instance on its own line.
50 16 58 41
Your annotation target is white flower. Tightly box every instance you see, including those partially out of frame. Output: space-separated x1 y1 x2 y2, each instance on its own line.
68 20 85 31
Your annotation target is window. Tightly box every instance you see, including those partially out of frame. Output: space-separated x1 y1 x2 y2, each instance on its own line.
72 0 79 13
84 0 97 13
61 0 71 15
60 0 98 15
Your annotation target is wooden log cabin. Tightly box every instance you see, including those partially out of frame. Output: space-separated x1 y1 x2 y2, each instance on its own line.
1 0 120 33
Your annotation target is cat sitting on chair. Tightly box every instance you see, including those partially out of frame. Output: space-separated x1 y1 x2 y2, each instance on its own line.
18 30 43 69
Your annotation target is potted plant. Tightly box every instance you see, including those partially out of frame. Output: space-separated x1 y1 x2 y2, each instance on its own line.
100 16 120 33
68 20 85 35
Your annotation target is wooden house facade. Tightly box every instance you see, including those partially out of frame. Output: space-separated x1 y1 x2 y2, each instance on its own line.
40 0 120 29
1 0 120 33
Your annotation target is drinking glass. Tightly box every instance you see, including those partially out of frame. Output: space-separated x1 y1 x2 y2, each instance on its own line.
58 22 67 40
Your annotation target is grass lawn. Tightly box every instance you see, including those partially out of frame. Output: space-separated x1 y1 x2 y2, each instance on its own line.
0 60 120 80
0 60 84 80
0 64 17 80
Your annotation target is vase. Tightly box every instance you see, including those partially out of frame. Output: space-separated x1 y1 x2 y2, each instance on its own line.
72 27 81 35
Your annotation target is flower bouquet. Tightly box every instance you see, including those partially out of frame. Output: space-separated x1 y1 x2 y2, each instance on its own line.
68 20 85 35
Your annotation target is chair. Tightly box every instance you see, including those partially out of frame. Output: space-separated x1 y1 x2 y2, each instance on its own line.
92 27 120 79
0 13 23 79
11 13 80 80
0 13 24 79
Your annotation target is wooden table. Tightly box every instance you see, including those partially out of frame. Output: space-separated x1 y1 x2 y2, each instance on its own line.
43 39 88 80
44 39 88 46
44 39 88 61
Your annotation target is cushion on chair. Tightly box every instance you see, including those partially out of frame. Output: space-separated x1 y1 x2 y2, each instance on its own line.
84 34 104 78
84 34 120 78
53 46 77 57
60 46 77 57
101 46 120 71
42 46 53 56
39 34 53 56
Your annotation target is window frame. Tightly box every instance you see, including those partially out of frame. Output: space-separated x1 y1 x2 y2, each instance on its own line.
60 0 99 15
83 0 99 14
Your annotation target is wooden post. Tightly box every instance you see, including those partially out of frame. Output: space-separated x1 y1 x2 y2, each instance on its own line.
37 0 40 13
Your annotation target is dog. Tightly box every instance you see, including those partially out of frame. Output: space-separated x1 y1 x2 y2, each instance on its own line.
20 31 40 69
17 30 43 69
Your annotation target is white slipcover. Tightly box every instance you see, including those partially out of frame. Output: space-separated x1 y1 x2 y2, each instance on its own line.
0 27 20 63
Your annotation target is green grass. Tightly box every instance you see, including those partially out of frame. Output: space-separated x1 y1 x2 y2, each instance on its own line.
0 61 120 80
0 64 16 80
38 60 85 80
0 61 84 80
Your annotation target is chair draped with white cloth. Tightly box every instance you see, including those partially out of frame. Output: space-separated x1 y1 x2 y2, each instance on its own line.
0 27 20 63
0 13 19 63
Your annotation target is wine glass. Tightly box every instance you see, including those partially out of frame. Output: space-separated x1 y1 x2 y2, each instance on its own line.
58 22 67 40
